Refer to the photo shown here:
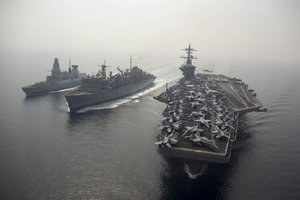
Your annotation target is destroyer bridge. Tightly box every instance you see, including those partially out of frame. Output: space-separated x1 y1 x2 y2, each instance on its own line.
154 44 264 165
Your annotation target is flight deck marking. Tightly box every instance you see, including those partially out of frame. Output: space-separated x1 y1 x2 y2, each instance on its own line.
172 147 226 156
229 85 248 107
240 85 256 105
221 84 243 109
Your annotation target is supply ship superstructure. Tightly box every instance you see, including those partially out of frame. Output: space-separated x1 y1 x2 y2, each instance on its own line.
155 44 266 178
22 58 86 95
65 58 156 112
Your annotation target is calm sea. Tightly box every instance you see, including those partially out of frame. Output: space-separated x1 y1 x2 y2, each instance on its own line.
0 60 299 200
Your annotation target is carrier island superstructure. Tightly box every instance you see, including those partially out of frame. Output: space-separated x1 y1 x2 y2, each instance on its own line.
155 44 266 178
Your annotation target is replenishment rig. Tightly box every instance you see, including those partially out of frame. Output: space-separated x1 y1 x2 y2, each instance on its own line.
65 57 156 113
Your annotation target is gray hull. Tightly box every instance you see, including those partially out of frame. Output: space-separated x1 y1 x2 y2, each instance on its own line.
66 78 155 112
22 80 81 95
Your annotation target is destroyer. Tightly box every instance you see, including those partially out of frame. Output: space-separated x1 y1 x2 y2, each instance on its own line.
155 44 266 178
22 58 86 95
65 58 156 112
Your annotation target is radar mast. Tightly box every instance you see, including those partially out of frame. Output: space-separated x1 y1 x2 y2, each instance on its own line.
179 43 197 80
181 43 197 65
130 55 133 69
99 60 109 79
68 57 72 73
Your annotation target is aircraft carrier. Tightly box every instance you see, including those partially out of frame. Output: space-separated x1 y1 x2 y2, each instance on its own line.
155 44 266 178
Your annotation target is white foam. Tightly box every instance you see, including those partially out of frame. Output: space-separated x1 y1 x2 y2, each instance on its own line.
76 98 130 113
75 77 180 113
184 163 208 179
49 86 79 93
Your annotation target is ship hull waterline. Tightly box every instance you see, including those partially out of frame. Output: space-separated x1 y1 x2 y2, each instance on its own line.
66 78 156 113
22 79 82 96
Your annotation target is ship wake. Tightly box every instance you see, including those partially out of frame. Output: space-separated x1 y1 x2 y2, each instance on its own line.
49 86 79 94
76 78 176 113
184 162 208 179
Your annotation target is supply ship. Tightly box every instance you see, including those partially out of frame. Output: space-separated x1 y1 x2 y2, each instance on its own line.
155 44 266 178
65 57 156 113
22 58 86 95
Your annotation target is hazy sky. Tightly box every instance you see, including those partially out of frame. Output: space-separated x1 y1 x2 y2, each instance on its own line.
1 0 299 68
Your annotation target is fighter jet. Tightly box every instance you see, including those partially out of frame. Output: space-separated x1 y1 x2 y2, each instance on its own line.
225 113 234 121
190 102 201 109
160 118 182 131
194 91 203 98
194 117 211 128
155 131 178 147
189 111 206 119
183 125 201 135
199 105 208 112
161 117 173 125
203 69 213 73
215 117 223 126
214 106 223 112
192 133 219 150
213 125 231 139
186 95 195 102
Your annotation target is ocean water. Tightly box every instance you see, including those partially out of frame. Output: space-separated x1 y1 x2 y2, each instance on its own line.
0 60 300 200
